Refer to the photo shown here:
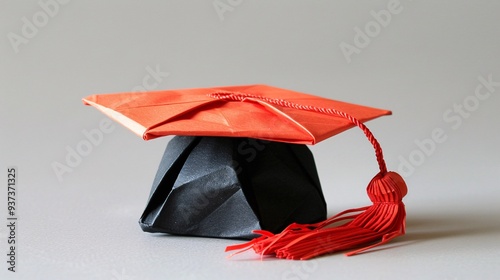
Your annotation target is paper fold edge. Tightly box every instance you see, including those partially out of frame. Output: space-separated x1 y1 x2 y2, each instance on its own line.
82 98 148 140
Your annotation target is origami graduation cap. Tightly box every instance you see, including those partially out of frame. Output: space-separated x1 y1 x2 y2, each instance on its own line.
83 84 407 260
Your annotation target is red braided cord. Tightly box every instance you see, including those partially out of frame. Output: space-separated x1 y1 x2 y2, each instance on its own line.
208 91 387 174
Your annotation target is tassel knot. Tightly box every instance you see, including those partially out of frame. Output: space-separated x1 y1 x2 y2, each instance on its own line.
367 171 407 204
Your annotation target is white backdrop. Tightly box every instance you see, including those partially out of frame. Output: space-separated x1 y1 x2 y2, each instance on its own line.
1 1 499 279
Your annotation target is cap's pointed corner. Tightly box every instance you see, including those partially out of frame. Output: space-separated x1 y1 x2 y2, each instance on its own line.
82 95 96 106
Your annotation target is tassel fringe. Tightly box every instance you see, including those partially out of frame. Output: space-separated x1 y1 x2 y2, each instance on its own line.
226 172 407 260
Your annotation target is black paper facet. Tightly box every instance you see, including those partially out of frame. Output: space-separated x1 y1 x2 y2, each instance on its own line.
139 136 327 239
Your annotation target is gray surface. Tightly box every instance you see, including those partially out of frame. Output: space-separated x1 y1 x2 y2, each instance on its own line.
1 0 500 279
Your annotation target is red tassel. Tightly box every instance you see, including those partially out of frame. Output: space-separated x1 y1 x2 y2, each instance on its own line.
226 172 407 260
210 92 408 260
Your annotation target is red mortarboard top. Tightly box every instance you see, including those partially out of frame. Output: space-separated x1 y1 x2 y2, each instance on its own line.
83 84 408 260
82 84 391 145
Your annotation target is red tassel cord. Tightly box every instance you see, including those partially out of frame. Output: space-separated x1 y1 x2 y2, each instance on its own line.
209 92 408 260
